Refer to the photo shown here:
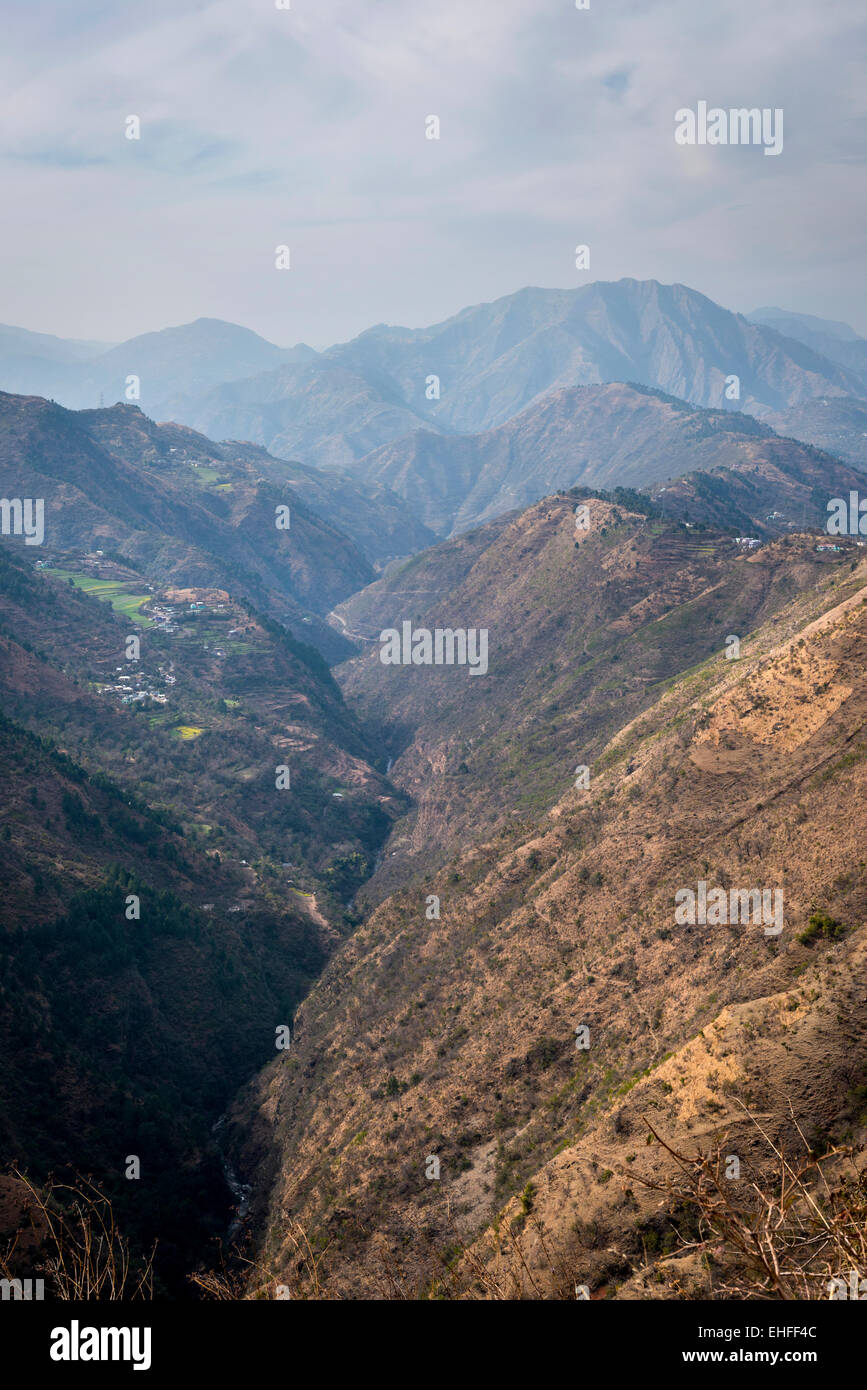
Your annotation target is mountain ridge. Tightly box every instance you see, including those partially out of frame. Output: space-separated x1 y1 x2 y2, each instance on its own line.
226 527 867 1299
2 281 864 481
346 380 867 537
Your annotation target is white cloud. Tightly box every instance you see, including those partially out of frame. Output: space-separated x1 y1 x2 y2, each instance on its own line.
0 0 864 342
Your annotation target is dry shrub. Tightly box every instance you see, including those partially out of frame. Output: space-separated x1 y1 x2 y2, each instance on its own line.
1 1168 154 1300
635 1106 867 1299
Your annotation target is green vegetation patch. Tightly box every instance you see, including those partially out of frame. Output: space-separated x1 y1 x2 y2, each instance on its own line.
47 570 154 627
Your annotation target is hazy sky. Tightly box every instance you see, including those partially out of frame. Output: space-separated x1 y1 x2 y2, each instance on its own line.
1 0 865 347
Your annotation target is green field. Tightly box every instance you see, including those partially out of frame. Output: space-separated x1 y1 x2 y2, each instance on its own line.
190 464 221 485
47 570 155 626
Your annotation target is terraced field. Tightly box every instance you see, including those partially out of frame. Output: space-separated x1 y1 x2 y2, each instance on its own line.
46 569 155 625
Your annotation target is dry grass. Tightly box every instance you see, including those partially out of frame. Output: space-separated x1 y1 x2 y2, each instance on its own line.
1 1169 154 1300
190 1220 335 1300
634 1106 867 1299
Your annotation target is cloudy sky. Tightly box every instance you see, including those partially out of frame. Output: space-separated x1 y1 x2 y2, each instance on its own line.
0 0 865 347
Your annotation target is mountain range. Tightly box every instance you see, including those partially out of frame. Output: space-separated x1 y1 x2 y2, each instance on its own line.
2 276 867 1303
346 381 867 537
228 512 867 1299
4 281 867 485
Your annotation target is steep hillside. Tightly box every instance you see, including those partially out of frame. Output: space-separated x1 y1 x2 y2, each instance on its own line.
333 496 858 895
0 391 373 658
0 709 324 1294
749 308 867 392
0 541 399 898
348 382 866 536
239 448 438 567
0 536 404 1291
228 547 867 1299
79 400 436 571
767 396 867 470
